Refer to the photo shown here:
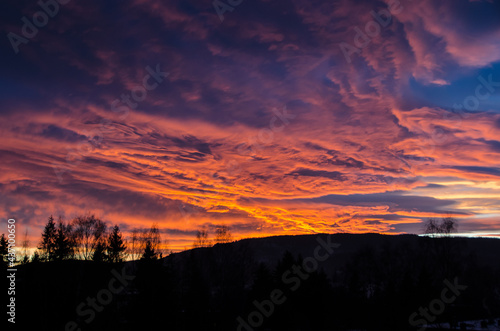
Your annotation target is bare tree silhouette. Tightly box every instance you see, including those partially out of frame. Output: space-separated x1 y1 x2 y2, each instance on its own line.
214 225 233 244
129 228 141 261
424 217 458 237
193 229 212 248
72 214 107 260
21 228 30 264
138 223 165 260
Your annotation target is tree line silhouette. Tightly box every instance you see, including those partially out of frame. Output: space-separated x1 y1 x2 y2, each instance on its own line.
0 215 236 265
0 214 170 265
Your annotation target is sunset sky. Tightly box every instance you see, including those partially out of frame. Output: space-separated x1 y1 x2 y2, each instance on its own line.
1 0 500 250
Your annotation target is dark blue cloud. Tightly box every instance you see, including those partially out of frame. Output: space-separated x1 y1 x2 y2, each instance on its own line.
305 193 459 214
452 166 500 178
248 192 463 215
287 168 346 181
476 138 500 152
41 125 87 143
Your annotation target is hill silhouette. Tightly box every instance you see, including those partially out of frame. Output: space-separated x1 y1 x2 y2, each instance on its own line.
6 233 500 331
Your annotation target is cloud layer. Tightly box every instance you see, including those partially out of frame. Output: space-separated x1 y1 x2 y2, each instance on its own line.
1 0 500 249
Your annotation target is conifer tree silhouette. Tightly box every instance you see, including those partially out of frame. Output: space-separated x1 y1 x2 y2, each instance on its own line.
53 220 74 261
107 225 127 263
38 215 57 261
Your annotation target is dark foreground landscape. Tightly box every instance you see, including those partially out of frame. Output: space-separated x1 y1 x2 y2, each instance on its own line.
4 233 500 331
